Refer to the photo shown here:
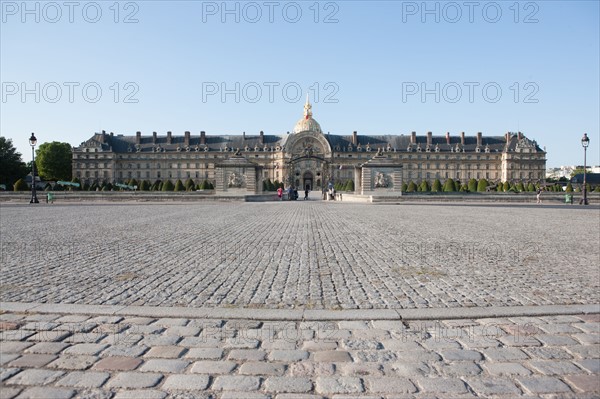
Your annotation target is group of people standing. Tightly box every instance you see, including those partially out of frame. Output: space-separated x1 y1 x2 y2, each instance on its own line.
277 185 310 201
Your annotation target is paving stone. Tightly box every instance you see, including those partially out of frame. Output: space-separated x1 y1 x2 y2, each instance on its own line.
63 344 107 356
482 362 533 376
190 360 237 374
101 344 148 357
93 356 142 371
261 339 297 350
516 376 573 394
162 374 210 390
483 347 529 361
55 371 110 388
341 340 382 350
164 326 201 336
0 353 20 365
26 331 71 342
106 372 163 388
212 376 261 391
139 358 189 373
380 340 422 351
224 337 260 349
268 350 309 362
436 361 482 376
55 316 91 323
301 341 338 351
220 393 269 399
524 346 573 359
566 344 600 358
416 377 468 394
228 349 266 361
153 318 189 327
575 358 600 373
239 361 286 376
112 390 166 399
179 337 221 348
88 316 123 324
528 360 584 375
387 361 432 377
439 349 482 361
312 351 352 362
264 377 312 393
144 346 187 358
274 395 323 399
315 377 363 394
364 377 416 393
573 333 600 344
13 387 75 399
24 342 69 355
535 334 580 346
0 387 21 399
9 354 56 368
1 368 22 382
466 377 522 395
185 348 224 360
1 342 33 353
5 369 64 385
352 350 397 362
341 363 384 377
47 355 97 370
139 335 181 347
564 375 600 393
290 362 336 377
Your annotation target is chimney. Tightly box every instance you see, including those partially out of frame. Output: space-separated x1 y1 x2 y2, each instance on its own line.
477 132 482 147
167 131 172 145
260 131 264 144
200 131 206 145
243 131 246 140
152 131 157 144
427 131 432 146
518 131 523 141
352 131 358 146
505 132 510 143
184 131 190 146
460 132 465 145
102 130 106 134
411 131 416 145
446 132 450 145
136 131 141 145
110 132 114 137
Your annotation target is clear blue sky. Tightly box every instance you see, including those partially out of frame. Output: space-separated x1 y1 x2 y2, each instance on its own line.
2 0 598 168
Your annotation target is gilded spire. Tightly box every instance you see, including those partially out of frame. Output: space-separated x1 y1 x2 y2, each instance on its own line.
303 93 313 120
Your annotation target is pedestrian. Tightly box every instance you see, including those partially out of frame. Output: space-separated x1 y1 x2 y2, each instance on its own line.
304 184 309 200
536 188 542 204
277 186 283 201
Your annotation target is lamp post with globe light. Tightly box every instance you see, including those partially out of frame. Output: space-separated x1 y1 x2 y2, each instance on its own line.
581 133 590 205
29 133 39 204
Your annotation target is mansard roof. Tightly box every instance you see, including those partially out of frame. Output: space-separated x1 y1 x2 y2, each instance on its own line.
76 131 544 154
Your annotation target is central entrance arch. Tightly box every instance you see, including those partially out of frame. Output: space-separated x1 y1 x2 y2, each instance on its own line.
303 171 313 191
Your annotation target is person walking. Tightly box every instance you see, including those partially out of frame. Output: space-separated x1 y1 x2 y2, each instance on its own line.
304 184 309 200
277 186 283 201
536 188 542 204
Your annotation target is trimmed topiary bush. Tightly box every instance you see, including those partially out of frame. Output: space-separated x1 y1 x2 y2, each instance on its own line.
443 178 456 192
185 178 195 191
467 178 477 192
162 179 174 191
406 181 416 192
432 179 442 192
477 178 488 192
419 180 430 192
345 180 354 192
139 180 150 191
402 182 408 192
503 181 510 192
516 181 525 192
527 182 535 192
174 179 184 192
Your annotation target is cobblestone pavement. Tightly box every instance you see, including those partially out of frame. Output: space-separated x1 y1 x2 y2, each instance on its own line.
1 202 599 309
0 308 599 398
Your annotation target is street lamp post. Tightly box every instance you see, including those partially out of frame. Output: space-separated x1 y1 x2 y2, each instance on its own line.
29 133 39 204
581 133 590 205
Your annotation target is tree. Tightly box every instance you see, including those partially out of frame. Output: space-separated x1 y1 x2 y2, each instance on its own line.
477 178 488 192
443 178 456 192
36 141 72 181
13 178 28 191
467 178 477 192
345 180 354 192
174 179 184 191
162 179 174 191
570 167 592 178
503 181 510 192
432 179 442 192
419 180 430 192
406 181 417 192
0 137 28 189
185 178 195 191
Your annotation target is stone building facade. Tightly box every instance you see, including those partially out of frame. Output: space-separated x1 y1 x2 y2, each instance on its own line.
72 98 546 194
